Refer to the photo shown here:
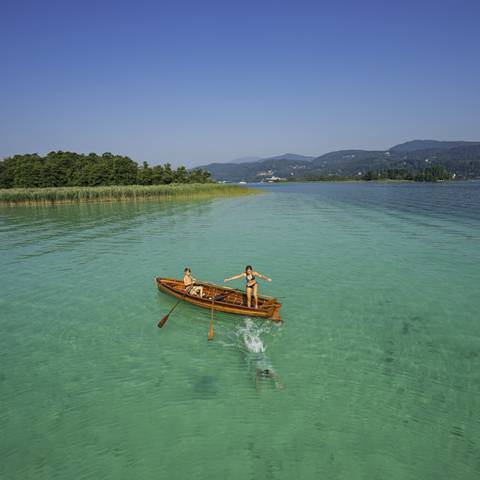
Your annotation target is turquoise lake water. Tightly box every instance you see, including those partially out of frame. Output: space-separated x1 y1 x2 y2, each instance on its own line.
1 182 479 479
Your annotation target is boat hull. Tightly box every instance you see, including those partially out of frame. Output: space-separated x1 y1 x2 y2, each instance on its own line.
155 277 282 321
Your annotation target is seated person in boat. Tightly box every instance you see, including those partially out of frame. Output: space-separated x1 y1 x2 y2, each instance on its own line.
183 267 204 297
224 265 272 308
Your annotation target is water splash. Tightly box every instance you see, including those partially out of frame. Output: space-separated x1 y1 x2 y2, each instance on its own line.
232 318 282 388
235 318 270 353
242 329 265 354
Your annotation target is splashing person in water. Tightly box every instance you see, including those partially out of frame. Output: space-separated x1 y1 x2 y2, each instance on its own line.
224 265 272 308
253 355 282 390
255 366 282 390
240 319 282 390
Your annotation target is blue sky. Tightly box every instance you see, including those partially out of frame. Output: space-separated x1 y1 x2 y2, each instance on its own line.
1 0 479 166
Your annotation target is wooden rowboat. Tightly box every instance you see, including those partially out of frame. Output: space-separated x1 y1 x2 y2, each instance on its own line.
155 277 282 321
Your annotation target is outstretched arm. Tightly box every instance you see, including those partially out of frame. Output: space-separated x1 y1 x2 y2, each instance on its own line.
224 273 245 282
254 271 272 282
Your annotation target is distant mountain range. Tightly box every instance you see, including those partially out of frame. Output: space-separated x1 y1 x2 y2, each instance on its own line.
197 140 480 182
229 156 263 164
390 140 480 153
229 153 315 164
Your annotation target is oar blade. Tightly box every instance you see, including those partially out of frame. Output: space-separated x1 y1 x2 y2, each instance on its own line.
157 297 183 329
208 320 214 341
158 314 169 328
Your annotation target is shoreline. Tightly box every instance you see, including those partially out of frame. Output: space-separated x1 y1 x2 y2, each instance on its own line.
256 178 467 185
0 183 259 207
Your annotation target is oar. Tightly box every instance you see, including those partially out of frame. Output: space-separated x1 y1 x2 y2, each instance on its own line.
208 290 215 341
158 293 186 328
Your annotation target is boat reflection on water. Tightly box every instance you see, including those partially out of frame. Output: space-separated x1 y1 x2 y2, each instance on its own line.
237 318 283 390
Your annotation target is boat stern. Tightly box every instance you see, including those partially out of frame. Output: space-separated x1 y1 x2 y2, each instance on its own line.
269 304 282 322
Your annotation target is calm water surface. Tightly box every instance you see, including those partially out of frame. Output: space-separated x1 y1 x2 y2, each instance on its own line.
1 182 479 479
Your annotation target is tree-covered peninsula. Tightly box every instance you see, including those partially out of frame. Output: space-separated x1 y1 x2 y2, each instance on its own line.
0 151 211 189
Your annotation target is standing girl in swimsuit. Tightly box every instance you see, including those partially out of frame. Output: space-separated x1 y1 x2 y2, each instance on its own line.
224 265 272 308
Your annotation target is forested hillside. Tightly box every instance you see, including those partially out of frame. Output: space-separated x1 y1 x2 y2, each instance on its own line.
198 141 480 182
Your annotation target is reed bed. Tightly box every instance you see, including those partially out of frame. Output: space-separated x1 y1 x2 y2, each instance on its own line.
0 183 258 206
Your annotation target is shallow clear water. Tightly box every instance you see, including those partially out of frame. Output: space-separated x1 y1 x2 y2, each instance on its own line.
1 182 479 479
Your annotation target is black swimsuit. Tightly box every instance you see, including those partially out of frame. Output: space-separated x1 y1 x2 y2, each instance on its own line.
246 274 257 289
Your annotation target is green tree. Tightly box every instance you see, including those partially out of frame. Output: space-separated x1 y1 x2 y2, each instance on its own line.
110 155 138 185
137 161 153 185
162 163 174 184
173 166 188 183
151 165 165 184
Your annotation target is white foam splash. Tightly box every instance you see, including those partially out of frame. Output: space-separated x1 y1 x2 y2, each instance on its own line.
237 318 266 353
